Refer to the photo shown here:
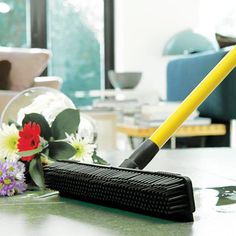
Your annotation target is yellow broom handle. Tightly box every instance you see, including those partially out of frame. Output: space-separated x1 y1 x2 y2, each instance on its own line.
150 46 236 148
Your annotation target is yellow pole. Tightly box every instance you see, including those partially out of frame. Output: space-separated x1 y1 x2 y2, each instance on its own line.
150 46 236 148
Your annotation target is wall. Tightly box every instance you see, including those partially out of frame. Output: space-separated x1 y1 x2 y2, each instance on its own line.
114 0 236 99
114 0 201 99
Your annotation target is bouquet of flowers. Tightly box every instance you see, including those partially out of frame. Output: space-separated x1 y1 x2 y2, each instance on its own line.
0 108 106 196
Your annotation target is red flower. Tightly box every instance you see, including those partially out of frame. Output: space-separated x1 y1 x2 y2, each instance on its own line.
18 122 41 162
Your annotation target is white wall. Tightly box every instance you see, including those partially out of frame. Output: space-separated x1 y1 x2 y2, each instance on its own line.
115 0 236 100
114 0 200 99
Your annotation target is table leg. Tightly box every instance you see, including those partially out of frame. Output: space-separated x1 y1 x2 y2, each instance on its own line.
128 136 135 149
170 137 176 149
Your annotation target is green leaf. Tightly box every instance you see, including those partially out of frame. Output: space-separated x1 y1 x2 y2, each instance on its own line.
51 108 80 139
29 157 45 189
8 119 21 129
42 147 49 156
18 146 43 157
49 141 76 160
22 113 51 140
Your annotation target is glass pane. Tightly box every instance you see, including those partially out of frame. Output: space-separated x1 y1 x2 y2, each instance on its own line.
47 0 104 106
0 0 28 47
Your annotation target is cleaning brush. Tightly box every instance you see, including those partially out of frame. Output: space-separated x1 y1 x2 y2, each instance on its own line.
44 46 236 222
44 160 195 222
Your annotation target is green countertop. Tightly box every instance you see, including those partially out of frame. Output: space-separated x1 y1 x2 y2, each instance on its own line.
1 148 236 236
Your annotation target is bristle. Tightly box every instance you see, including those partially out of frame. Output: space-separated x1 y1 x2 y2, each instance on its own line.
44 160 195 222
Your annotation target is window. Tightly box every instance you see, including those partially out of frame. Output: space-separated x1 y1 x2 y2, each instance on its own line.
0 0 114 106
0 0 29 47
47 0 104 106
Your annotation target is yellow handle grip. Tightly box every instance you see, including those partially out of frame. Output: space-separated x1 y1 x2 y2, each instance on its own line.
150 46 236 148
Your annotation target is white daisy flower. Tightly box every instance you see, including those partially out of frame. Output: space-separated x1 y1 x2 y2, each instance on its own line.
66 133 96 163
0 123 20 161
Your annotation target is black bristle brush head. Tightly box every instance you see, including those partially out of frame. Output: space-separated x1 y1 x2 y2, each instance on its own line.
44 160 195 222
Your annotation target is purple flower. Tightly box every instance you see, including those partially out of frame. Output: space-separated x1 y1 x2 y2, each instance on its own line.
0 161 27 196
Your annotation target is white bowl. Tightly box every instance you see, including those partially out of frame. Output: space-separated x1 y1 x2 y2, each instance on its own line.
108 71 142 89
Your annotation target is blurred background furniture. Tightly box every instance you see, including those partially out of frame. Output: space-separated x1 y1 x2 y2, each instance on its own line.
0 47 62 114
166 46 236 147
77 88 160 150
117 123 226 149
81 109 117 150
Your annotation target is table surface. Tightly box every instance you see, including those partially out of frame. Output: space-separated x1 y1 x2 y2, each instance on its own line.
1 148 236 236
117 123 226 138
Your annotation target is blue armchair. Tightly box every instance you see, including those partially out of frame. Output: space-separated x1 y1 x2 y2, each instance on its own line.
166 46 236 146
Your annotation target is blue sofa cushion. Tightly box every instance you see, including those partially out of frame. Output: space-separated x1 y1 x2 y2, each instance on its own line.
167 47 236 120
